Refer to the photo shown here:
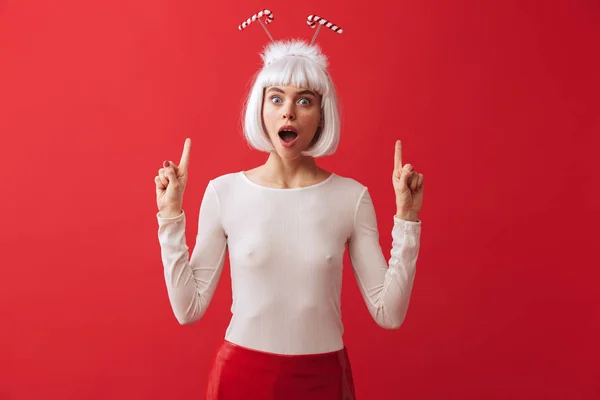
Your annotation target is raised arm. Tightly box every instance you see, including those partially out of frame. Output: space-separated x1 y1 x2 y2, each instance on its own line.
347 140 424 329
347 188 421 329
155 138 227 325
156 181 227 325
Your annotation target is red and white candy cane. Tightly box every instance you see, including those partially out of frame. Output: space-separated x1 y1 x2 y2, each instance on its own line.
238 10 275 42
307 15 342 45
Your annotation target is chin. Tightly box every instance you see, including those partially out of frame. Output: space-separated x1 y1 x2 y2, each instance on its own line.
274 148 304 160
271 144 310 160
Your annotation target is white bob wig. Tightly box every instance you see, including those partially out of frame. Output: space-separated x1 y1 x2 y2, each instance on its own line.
243 39 340 157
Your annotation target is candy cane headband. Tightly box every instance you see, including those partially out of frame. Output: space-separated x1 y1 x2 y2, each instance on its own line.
238 9 275 42
306 15 343 45
237 10 343 44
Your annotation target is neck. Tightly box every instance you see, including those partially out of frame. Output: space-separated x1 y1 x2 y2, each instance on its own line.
262 152 321 184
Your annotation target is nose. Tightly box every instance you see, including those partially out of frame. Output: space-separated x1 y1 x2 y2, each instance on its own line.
282 105 296 121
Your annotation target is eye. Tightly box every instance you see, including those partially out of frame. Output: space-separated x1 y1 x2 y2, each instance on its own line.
270 96 282 104
297 97 311 106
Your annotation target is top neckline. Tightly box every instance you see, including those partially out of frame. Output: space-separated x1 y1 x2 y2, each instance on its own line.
239 171 336 192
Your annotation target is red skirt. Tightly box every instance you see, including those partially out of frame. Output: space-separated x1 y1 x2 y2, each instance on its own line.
206 340 356 400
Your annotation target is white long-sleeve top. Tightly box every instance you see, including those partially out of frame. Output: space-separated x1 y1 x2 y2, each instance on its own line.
156 171 422 355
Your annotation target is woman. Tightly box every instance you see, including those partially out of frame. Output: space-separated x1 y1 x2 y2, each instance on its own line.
155 39 424 399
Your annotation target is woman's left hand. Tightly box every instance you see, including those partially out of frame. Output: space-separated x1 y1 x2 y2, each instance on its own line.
392 140 424 222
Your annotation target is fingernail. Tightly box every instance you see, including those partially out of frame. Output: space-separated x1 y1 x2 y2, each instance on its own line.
163 161 168 168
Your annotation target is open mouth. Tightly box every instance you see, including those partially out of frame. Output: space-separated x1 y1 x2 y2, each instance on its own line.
278 127 299 143
278 130 298 143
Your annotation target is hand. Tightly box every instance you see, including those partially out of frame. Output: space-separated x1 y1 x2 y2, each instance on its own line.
392 140 424 221
155 138 191 216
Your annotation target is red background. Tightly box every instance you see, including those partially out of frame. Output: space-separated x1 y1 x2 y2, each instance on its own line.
1 0 598 399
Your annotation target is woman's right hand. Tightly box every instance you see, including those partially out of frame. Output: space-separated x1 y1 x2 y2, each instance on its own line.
155 138 191 217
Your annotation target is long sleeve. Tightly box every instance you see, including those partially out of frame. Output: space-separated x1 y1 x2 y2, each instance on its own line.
156 180 228 325
347 187 421 329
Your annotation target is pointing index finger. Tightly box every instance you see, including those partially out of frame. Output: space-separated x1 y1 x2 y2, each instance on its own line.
394 140 403 172
179 138 191 173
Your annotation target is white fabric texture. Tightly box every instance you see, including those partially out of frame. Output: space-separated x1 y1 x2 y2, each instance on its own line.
157 171 421 355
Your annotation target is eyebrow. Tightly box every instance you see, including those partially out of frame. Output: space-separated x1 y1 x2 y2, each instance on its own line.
266 87 317 97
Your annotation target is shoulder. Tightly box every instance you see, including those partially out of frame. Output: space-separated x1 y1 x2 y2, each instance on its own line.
197 172 241 202
325 173 372 215
205 171 244 196
210 171 242 185
330 172 368 197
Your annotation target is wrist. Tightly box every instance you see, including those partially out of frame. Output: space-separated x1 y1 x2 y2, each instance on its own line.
160 209 182 218
395 210 419 222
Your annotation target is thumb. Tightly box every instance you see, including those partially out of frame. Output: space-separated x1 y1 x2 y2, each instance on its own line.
399 164 414 189
168 161 179 172
164 167 179 186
